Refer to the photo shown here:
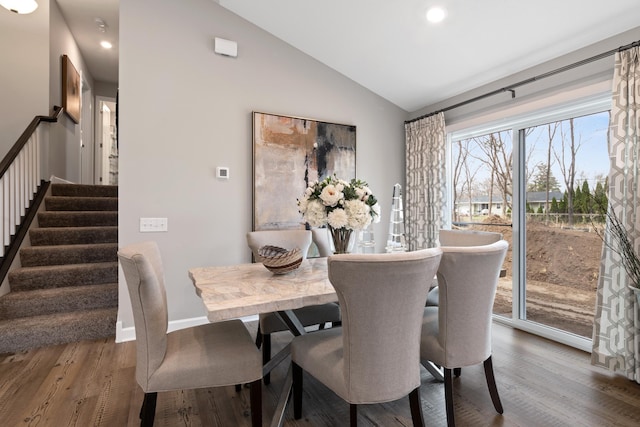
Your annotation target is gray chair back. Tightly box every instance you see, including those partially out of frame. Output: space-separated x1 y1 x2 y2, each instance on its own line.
435 240 508 367
438 229 502 247
117 241 168 391
328 248 442 402
247 230 313 260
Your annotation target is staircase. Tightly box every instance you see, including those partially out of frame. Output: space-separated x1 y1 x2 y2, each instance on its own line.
0 184 118 354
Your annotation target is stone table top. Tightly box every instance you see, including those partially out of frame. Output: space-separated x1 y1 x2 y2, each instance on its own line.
188 257 337 323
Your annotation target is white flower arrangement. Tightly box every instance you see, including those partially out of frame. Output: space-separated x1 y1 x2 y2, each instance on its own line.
297 175 381 230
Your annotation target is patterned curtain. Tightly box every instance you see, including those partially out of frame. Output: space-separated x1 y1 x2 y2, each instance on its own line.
592 46 640 382
404 113 447 250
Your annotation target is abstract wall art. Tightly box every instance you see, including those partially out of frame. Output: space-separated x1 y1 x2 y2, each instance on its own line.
252 112 356 230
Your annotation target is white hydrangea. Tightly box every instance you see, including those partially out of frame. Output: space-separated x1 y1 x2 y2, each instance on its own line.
305 200 328 227
344 199 372 230
327 208 349 229
297 196 309 214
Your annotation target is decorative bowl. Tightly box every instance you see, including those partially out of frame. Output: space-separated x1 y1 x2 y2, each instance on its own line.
258 245 303 274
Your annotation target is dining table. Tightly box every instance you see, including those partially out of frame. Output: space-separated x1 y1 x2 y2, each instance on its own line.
188 256 337 427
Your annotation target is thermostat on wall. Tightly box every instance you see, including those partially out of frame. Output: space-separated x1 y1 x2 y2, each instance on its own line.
216 167 230 179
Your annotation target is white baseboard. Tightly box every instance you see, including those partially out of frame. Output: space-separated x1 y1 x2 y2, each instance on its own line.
115 314 259 343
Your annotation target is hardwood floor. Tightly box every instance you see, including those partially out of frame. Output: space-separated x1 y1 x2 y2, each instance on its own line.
1 321 639 426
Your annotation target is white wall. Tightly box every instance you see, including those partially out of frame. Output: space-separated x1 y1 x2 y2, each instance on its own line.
117 0 408 330
0 4 49 153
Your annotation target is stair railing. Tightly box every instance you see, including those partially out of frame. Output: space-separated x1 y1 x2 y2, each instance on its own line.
0 106 62 271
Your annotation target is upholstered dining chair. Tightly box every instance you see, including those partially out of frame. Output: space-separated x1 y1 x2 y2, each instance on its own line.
246 230 341 384
291 248 443 426
420 240 509 427
438 228 503 247
426 229 503 306
118 241 262 427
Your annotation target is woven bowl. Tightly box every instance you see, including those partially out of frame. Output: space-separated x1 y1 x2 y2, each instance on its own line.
258 245 303 274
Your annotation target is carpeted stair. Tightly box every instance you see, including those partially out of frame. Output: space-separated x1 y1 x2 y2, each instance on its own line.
0 184 118 354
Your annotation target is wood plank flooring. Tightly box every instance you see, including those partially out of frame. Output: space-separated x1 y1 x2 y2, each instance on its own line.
1 321 639 426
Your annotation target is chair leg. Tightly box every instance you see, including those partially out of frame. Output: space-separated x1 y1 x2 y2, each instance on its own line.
255 324 262 348
262 333 271 385
409 387 425 427
140 392 157 427
453 367 461 377
249 379 262 427
350 404 358 426
444 368 455 427
293 362 303 419
483 356 504 414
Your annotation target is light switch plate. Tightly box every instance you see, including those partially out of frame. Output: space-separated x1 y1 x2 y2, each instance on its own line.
140 217 168 232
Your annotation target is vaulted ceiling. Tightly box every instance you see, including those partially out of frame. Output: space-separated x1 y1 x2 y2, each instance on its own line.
57 0 640 112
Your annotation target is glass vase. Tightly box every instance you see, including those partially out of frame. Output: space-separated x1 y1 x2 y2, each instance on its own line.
328 226 353 254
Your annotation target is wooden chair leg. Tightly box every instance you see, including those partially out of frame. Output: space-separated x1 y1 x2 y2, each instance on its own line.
140 392 157 427
409 387 425 427
444 368 455 427
293 362 303 419
483 356 504 414
249 379 262 427
262 333 271 385
350 404 358 426
255 324 262 348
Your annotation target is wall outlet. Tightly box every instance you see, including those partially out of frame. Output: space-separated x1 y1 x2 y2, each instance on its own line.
140 217 168 232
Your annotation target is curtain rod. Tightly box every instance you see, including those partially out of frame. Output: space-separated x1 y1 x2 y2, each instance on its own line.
405 39 640 125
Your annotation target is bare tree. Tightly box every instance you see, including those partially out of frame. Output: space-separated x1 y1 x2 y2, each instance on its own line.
451 140 466 222
473 132 513 215
545 123 559 222
553 118 582 226
453 139 482 222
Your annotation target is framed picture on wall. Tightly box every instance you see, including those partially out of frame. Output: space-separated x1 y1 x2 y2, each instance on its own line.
252 111 356 231
62 55 80 124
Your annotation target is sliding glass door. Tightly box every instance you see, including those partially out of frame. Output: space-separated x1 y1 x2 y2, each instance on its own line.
450 129 514 317
449 98 610 346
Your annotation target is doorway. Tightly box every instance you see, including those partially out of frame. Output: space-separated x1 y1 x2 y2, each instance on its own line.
95 97 118 185
80 78 93 184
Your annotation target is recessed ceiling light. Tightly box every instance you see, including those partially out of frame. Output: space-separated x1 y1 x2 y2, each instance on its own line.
100 41 113 49
0 0 38 14
426 6 447 23
95 17 108 32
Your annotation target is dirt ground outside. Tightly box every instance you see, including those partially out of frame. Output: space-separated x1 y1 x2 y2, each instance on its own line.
462 215 602 338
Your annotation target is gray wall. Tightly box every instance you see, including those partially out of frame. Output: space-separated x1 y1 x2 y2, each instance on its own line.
0 3 49 153
117 0 408 330
0 1 97 183
410 26 640 126
48 0 94 183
